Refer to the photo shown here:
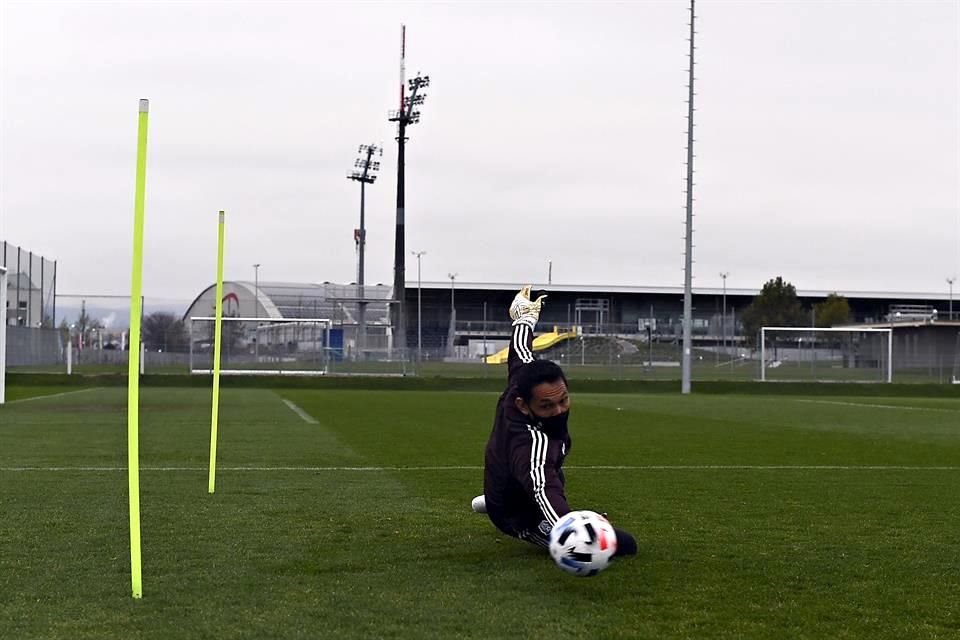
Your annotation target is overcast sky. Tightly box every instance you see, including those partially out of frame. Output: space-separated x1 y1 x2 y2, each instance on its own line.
1 0 958 304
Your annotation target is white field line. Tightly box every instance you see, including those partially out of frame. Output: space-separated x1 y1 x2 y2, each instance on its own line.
281 399 319 424
3 387 100 405
1 465 958 472
794 399 960 413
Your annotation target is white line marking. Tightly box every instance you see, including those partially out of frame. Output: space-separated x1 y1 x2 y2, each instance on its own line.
281 399 319 424
795 399 960 413
3 388 99 405
1 465 957 472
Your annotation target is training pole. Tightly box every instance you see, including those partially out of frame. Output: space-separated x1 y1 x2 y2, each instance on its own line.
127 98 149 599
208 211 226 494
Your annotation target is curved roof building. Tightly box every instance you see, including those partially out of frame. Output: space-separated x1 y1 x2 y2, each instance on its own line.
183 281 392 324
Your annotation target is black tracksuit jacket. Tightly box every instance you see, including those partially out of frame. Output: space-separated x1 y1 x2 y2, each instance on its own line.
482 322 572 542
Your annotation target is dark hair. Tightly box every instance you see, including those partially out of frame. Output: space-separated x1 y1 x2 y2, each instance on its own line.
515 359 568 403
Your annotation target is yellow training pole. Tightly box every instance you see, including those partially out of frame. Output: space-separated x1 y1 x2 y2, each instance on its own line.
127 98 149 599
208 211 226 494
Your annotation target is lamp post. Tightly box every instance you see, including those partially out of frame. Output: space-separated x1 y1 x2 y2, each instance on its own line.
720 272 729 358
948 277 956 320
253 263 260 359
412 251 426 361
348 144 382 359
447 272 458 358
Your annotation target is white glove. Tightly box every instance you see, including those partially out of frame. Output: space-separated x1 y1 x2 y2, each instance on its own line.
509 285 547 328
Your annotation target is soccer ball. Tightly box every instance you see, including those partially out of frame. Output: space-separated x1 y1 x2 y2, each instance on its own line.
548 510 617 577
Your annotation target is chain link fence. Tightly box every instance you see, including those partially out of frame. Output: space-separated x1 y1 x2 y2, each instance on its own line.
5 277 958 383
1 241 57 328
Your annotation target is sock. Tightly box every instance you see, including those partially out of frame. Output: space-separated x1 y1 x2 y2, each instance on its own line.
613 527 638 557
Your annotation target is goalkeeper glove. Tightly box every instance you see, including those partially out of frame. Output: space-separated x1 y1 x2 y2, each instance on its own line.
509 285 547 328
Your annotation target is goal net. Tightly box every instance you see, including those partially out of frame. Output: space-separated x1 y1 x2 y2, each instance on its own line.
189 316 332 376
760 327 892 383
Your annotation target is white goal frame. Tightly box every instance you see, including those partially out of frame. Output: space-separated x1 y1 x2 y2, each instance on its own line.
760 326 893 383
189 316 333 376
0 266 7 404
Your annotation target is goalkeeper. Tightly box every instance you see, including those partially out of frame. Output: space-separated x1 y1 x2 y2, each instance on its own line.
471 286 637 556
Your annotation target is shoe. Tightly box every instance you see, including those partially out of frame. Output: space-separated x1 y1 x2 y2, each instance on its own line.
471 495 487 514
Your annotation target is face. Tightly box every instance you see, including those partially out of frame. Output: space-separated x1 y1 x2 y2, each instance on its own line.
515 379 570 418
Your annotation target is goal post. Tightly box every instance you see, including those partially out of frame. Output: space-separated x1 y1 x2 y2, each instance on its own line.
189 316 332 376
760 326 893 383
952 331 960 385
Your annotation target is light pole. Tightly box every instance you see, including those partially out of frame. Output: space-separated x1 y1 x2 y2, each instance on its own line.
447 272 458 358
253 263 260 359
720 272 729 358
948 277 956 319
388 25 430 355
681 0 698 395
412 251 426 361
348 144 382 359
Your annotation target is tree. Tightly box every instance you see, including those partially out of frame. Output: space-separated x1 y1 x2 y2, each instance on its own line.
58 319 71 348
200 305 244 355
814 293 851 327
142 312 188 352
74 304 104 349
741 276 807 344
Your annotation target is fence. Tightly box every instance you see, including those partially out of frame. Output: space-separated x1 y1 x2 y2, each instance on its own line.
1 241 57 328
5 285 959 383
4 326 62 367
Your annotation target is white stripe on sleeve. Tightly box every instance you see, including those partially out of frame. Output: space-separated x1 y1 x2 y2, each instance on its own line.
514 324 534 362
526 426 560 524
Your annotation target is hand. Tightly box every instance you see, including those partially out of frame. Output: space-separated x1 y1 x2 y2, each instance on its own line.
509 285 547 327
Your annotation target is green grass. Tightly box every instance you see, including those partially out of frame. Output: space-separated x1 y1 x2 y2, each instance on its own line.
1 385 94 403
1 386 959 638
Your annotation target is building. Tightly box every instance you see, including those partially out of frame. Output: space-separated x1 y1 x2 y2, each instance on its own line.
182 280 959 374
182 281 393 358
401 281 959 358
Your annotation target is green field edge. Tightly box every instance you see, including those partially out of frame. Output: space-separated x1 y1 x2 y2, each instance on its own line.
7 372 960 398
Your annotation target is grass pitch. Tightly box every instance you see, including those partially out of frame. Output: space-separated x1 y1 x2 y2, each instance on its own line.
1 385 958 639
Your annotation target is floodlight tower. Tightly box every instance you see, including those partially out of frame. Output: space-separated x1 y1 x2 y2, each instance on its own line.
681 0 698 395
388 24 429 355
348 143 383 356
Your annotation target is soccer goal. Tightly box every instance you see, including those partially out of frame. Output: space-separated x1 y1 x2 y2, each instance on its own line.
760 326 893 383
189 316 332 376
1 266 7 403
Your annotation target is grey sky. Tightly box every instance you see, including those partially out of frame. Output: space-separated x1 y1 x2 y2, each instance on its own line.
1 0 958 304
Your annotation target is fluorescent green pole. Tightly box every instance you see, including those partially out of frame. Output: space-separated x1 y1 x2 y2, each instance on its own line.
127 98 149 599
208 211 225 493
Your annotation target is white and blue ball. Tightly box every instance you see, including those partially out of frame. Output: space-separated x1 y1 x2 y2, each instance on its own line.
548 510 617 577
